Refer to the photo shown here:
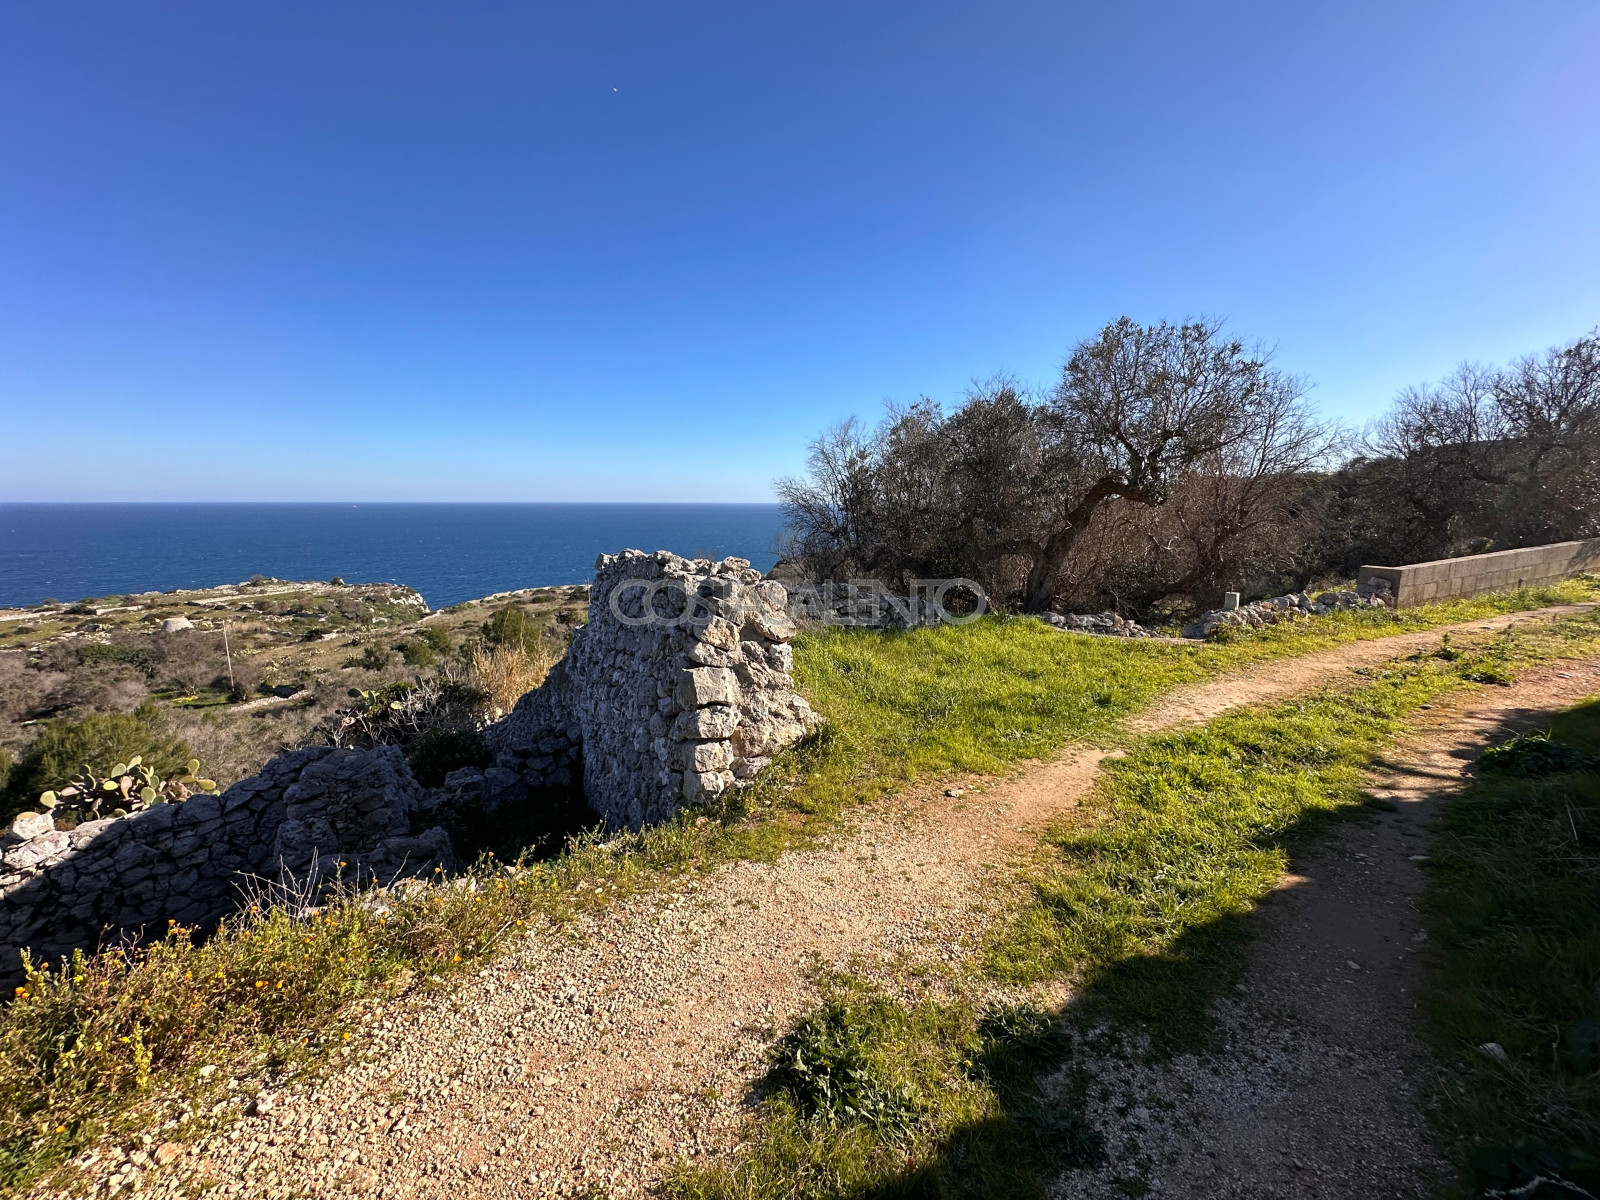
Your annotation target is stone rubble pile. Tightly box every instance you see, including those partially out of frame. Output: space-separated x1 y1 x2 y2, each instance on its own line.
1182 578 1394 639
1036 611 1153 638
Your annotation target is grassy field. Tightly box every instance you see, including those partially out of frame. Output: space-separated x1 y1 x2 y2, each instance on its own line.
778 577 1600 823
1 579 1598 1195
1422 699 1600 1198
669 607 1600 1200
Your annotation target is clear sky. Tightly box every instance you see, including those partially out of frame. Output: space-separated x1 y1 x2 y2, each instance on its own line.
2 1 1597 502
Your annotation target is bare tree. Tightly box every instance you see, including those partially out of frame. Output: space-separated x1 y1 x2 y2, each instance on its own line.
1358 329 1600 557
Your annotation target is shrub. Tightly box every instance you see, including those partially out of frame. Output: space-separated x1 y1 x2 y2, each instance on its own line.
73 642 158 675
0 705 193 822
407 728 491 787
419 626 453 655
484 604 540 651
317 680 485 752
355 644 391 671
396 640 437 669
225 662 262 702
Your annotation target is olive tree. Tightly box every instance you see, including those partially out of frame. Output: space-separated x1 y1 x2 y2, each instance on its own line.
779 317 1324 614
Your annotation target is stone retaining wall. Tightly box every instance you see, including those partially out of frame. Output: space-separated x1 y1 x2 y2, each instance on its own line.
1358 538 1600 608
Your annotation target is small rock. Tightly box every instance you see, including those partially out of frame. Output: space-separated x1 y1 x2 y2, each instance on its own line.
153 1142 184 1166
1480 1042 1509 1062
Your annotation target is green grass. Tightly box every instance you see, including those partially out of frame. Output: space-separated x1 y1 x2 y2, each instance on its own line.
667 979 1100 1200
670 608 1600 1200
776 577 1600 824
1422 698 1600 1198
1 581 1598 1195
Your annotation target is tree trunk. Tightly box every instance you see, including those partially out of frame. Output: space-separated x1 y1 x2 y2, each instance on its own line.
1018 477 1144 614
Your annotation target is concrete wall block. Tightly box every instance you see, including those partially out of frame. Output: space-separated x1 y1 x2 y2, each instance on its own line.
1360 538 1600 607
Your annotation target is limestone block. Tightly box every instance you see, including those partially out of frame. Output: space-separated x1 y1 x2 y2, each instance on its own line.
670 704 742 741
675 740 734 774
682 769 732 802
676 666 739 708
749 611 798 642
9 812 53 840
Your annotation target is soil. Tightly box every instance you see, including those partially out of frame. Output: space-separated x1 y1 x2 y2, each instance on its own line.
93 606 1595 1200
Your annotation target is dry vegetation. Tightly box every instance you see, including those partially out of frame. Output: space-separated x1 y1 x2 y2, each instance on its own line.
0 579 589 822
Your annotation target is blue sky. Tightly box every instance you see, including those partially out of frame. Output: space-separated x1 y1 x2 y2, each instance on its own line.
2 1 1597 502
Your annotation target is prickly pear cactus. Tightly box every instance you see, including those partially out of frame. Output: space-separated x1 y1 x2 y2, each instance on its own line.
39 755 219 821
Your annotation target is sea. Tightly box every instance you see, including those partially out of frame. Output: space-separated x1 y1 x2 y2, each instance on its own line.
0 503 786 610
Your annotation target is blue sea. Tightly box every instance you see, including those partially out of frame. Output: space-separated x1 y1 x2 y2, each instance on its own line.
0 503 786 610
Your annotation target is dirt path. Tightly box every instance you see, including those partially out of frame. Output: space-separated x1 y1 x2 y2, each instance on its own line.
1052 652 1600 1200
127 607 1592 1200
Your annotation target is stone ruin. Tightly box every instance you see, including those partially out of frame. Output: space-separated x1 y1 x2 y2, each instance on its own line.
448 550 820 827
0 552 819 979
1037 611 1152 638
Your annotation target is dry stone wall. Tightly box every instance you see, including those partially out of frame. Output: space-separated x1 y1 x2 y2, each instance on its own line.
1183 579 1393 638
0 745 453 983
488 551 820 829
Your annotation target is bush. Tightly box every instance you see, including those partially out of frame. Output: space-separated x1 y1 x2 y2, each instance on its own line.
0 705 192 822
317 680 485 753
73 642 158 675
407 728 491 787
419 626 453 655
355 645 391 671
485 604 539 651
396 640 437 669
221 662 262 702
